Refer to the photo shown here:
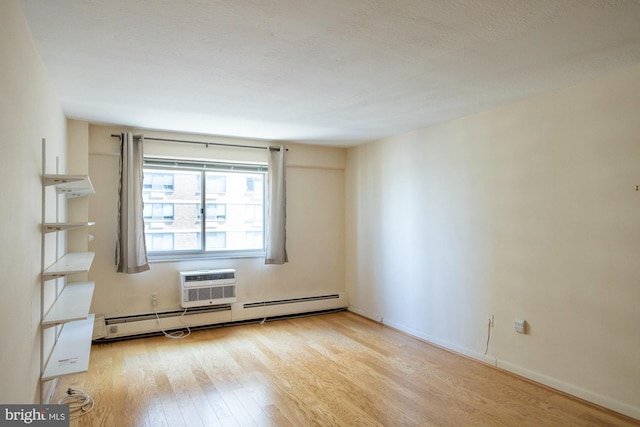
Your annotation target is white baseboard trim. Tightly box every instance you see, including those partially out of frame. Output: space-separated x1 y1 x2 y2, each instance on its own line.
352 312 639 421
381 317 489 363
347 306 382 322
497 360 640 421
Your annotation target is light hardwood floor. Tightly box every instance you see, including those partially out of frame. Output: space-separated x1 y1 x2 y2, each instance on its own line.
55 311 637 426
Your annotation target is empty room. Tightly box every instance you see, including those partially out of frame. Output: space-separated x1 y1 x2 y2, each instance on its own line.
1 0 639 425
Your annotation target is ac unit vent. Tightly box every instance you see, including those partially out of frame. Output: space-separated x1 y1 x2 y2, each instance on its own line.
184 271 235 282
187 285 236 303
180 269 236 308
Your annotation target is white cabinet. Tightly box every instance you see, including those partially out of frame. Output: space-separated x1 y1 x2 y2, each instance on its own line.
41 143 96 400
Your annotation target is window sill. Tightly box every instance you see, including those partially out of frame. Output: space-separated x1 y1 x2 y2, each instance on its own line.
147 250 265 263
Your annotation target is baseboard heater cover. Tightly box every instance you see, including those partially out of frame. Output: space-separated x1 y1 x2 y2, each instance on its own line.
96 292 348 341
243 294 340 309
95 308 346 342
105 305 230 325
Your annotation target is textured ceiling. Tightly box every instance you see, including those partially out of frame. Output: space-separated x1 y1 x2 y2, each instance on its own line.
20 0 640 146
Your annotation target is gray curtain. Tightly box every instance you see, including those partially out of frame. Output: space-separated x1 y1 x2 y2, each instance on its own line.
265 145 288 264
116 132 150 273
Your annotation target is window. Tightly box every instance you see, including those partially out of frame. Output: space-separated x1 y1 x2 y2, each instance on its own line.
147 233 174 251
143 203 174 220
246 177 254 192
143 172 174 191
206 204 226 221
207 175 226 193
142 158 266 259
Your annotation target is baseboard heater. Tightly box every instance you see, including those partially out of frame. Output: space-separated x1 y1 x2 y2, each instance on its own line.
95 292 348 341
232 292 348 322
96 305 232 341
243 294 340 309
105 305 231 325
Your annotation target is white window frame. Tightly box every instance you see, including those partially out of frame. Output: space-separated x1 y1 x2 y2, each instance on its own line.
143 157 267 261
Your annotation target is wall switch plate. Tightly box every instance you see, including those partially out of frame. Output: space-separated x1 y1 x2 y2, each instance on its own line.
514 318 526 334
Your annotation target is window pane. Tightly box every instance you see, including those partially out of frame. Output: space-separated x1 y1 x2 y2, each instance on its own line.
143 164 265 256
204 171 264 251
143 169 202 252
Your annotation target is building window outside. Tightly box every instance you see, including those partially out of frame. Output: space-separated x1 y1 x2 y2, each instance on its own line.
246 176 263 193
142 159 266 259
207 175 226 194
143 203 174 220
206 203 227 221
143 172 174 191
147 233 174 251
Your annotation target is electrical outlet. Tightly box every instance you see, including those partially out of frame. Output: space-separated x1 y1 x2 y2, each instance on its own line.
514 318 526 334
151 293 157 307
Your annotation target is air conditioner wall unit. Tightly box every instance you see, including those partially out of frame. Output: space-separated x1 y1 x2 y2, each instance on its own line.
180 268 236 308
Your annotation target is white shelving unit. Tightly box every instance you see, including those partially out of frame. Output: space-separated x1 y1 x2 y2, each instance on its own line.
42 282 95 326
42 174 95 197
41 139 96 402
41 314 95 380
44 222 95 233
42 252 95 280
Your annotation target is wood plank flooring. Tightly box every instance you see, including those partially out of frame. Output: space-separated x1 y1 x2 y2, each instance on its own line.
54 311 637 426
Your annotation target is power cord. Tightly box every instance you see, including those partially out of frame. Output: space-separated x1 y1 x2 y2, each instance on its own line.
57 388 94 419
154 304 191 339
483 317 492 355
260 299 267 324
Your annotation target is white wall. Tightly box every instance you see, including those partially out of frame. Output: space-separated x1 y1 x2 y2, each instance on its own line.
85 125 346 318
345 65 640 418
67 120 91 257
0 0 67 403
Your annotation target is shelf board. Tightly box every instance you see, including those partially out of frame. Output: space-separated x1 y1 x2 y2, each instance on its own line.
42 282 95 327
42 314 95 380
43 222 95 233
43 252 95 280
43 174 95 198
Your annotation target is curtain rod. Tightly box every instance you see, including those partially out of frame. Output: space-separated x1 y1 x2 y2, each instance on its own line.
110 134 286 151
